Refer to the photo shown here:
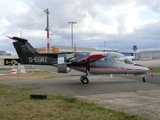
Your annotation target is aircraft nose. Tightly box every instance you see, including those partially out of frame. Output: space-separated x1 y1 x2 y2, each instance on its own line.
143 67 149 73
145 67 149 71
134 64 149 72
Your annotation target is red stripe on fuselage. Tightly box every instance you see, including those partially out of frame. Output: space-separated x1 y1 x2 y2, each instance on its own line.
135 69 143 70
125 68 133 70
70 66 136 71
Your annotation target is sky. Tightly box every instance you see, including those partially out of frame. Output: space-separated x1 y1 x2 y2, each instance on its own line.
1 0 160 55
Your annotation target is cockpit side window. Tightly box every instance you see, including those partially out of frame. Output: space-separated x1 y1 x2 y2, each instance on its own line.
111 53 122 63
100 53 107 61
110 52 134 64
124 59 134 64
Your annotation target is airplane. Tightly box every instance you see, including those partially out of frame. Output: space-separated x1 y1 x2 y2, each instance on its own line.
142 57 152 61
126 56 134 61
8 36 149 84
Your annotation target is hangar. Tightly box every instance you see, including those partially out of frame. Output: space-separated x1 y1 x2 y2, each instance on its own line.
119 50 160 60
139 50 160 60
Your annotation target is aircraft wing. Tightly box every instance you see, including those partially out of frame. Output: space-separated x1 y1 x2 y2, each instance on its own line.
70 53 106 64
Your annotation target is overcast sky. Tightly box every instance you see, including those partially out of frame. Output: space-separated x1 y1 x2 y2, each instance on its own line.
1 0 160 55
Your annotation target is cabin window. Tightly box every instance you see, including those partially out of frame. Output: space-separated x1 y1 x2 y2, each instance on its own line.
111 53 123 63
110 52 133 64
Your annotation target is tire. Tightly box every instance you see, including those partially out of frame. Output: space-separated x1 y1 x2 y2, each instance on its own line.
143 77 146 82
80 76 85 81
30 94 47 99
81 77 89 84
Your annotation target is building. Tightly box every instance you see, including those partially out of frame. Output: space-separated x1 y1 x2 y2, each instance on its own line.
0 51 19 66
98 50 118 52
118 50 139 60
0 51 11 56
139 50 160 60
36 45 98 53
119 50 160 60
35 47 60 53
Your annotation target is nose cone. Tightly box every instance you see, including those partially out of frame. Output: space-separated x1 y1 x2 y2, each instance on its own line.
139 66 150 74
134 64 149 74
144 67 149 72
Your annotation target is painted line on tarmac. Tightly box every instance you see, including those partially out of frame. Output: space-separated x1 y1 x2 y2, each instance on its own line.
0 74 6 76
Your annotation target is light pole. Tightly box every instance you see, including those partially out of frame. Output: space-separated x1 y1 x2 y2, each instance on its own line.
68 22 76 51
104 41 106 51
20 31 22 37
44 8 50 53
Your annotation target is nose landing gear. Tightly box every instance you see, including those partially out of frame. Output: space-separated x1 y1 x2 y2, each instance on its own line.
143 76 146 82
80 70 90 84
80 76 89 84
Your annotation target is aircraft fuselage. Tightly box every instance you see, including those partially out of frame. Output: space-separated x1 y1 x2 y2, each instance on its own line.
68 52 149 75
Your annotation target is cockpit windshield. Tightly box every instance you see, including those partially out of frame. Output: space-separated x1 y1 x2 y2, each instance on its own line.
110 52 134 64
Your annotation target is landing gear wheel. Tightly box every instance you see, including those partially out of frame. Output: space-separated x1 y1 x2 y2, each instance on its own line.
80 76 85 81
143 77 146 82
80 61 90 84
81 77 89 84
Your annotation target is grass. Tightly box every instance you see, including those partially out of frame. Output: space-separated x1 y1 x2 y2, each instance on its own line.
150 68 160 72
0 84 148 120
0 68 11 70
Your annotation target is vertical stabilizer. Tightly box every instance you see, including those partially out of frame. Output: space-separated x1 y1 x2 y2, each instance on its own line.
8 36 39 64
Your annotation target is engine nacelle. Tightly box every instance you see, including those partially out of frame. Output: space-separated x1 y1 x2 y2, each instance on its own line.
57 54 71 73
58 64 71 73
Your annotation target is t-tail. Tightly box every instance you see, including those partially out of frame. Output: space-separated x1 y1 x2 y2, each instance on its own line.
8 36 57 65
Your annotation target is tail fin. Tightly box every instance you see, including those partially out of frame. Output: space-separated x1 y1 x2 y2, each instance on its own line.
8 36 39 64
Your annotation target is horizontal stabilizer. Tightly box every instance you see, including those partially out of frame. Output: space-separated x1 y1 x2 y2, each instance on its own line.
7 36 28 42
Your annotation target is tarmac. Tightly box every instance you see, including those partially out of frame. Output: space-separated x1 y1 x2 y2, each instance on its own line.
134 60 160 68
1 60 160 119
1 74 160 120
